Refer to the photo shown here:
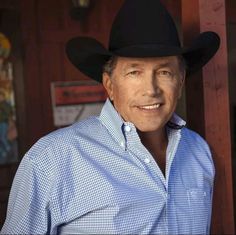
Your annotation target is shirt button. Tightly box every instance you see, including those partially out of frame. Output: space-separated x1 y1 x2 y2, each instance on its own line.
144 158 151 163
124 125 131 132
120 141 125 147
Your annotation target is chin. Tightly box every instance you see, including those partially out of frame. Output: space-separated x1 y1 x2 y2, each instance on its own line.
136 118 169 132
136 125 163 133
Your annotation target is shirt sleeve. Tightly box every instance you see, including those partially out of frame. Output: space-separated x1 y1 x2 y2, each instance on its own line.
0 156 54 234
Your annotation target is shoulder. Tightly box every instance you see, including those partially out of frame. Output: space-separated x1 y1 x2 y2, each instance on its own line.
180 127 214 166
23 116 103 174
181 127 210 149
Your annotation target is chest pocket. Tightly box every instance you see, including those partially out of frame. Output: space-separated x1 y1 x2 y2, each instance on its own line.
187 187 212 234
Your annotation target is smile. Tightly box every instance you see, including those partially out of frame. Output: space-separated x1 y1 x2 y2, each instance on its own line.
138 103 161 110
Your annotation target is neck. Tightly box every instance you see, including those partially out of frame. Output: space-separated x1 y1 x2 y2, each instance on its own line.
138 127 168 175
138 128 168 150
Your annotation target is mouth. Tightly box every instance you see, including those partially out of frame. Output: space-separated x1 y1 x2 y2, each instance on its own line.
138 103 161 110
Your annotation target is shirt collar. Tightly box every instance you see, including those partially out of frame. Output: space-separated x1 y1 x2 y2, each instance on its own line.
168 113 186 129
99 99 126 149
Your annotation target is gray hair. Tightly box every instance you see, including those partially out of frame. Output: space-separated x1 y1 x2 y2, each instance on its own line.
103 56 118 77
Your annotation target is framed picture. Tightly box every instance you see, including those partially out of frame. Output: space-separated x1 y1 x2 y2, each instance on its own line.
51 80 107 127
0 32 18 164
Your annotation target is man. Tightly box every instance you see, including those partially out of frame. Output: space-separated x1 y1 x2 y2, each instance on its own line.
1 0 220 234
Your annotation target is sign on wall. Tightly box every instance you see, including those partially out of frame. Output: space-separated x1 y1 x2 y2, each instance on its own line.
51 80 107 127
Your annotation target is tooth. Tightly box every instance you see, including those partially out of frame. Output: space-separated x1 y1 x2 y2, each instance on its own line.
141 104 160 110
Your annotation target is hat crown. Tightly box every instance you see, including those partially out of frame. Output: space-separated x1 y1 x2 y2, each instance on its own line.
109 0 181 51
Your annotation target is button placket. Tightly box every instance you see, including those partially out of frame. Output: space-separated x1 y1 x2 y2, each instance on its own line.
120 141 125 148
123 123 167 187
144 158 151 164
124 125 131 133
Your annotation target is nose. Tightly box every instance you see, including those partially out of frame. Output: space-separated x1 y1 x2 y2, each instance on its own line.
142 72 161 97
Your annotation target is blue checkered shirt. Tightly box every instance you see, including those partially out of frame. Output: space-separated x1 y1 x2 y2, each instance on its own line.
1 99 214 234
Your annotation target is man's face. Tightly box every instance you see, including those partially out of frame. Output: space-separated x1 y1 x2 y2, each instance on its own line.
103 56 185 132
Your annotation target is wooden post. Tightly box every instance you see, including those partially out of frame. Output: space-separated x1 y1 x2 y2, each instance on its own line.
181 0 205 136
182 0 234 234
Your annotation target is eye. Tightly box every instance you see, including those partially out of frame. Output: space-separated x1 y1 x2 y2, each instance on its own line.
126 70 141 77
157 70 173 78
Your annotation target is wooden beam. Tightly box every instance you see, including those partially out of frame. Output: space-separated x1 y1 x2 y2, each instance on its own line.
199 1 234 233
182 0 234 234
181 0 205 136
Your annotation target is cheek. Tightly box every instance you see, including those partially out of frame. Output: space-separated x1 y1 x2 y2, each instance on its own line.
112 83 136 117
165 85 182 103
113 86 128 107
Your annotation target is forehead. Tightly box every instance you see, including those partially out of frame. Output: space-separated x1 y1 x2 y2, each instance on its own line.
115 56 180 70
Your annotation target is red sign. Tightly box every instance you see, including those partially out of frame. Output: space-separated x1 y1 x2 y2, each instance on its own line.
54 83 107 106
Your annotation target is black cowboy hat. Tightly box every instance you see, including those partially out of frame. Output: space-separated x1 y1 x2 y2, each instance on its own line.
66 0 220 82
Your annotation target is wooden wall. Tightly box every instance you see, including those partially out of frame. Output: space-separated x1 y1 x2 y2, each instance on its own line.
182 1 234 234
20 0 125 147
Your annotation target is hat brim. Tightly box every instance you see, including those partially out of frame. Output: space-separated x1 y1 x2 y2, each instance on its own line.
66 31 220 82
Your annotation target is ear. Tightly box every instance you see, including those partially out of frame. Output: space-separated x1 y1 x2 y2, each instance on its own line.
102 72 114 101
178 71 186 99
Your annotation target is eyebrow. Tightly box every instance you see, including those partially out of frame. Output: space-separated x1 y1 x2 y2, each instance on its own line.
157 62 173 67
123 61 174 71
123 63 143 70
